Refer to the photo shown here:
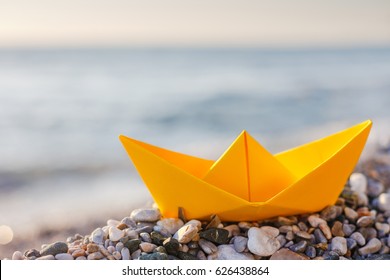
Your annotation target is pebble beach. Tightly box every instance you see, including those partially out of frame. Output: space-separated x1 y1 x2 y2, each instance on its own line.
4 154 390 261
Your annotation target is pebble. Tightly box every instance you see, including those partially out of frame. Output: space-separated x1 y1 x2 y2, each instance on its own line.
150 231 166 245
139 242 157 253
87 252 104 260
305 246 316 258
198 239 218 254
295 231 312 240
378 193 390 212
216 245 254 260
37 255 55 260
130 208 161 222
349 173 367 193
75 256 87 260
375 222 390 235
91 228 105 244
331 237 347 255
124 229 138 239
86 243 99 254
72 249 85 258
344 207 358 222
12 251 23 260
224 224 240 237
308 215 327 227
174 224 198 243
199 228 229 244
140 232 152 243
157 218 184 235
163 237 180 256
350 232 366 246
121 247 130 260
178 251 198 260
357 192 369 206
321 205 341 221
247 227 281 257
24 249 40 258
323 251 340 260
314 229 328 244
342 223 356 237
346 238 357 250
331 221 345 237
319 224 332 239
289 241 307 253
55 253 74 260
139 252 168 260
131 249 141 260
115 242 124 252
358 227 377 240
109 226 125 242
233 236 248 253
356 216 374 227
124 239 141 253
40 242 68 257
270 248 309 260
358 238 382 255
367 180 384 197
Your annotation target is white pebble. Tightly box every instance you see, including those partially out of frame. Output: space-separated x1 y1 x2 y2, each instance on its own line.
157 218 184 235
349 173 367 193
216 245 254 260
378 193 390 212
130 208 161 222
55 253 74 260
173 224 198 243
109 226 124 242
91 228 105 244
12 251 23 260
121 247 130 260
247 227 281 257
331 237 347 256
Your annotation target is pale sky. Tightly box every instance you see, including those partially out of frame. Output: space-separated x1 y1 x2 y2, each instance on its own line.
1 0 390 48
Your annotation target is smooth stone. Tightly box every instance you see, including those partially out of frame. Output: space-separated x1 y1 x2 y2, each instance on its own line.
12 251 23 260
173 224 198 243
298 222 308 232
350 232 366 246
289 241 307 253
72 249 85 258
270 248 309 260
308 215 327 227
279 225 292 233
331 221 345 237
124 239 141 253
115 242 124 252
378 193 390 212
295 231 312 240
247 227 281 257
75 256 87 260
216 245 254 260
367 180 384 197
124 229 138 239
130 208 161 222
36 255 55 260
107 219 120 227
150 231 167 245
135 225 154 234
184 220 202 230
199 228 229 245
157 218 184 235
346 238 357 250
121 247 130 260
199 239 218 254
358 238 382 255
24 249 40 258
277 216 298 226
40 242 68 257
224 224 240 237
139 232 152 243
121 217 137 229
139 252 168 260
358 227 377 240
375 222 390 235
197 250 207 260
286 231 294 241
91 228 105 244
331 237 347 255
356 216 374 227
177 251 199 260
163 237 180 256
323 251 340 260
86 243 99 254
140 242 157 253
238 221 252 229
305 246 316 258
276 235 287 247
344 207 359 222
314 229 327 244
187 241 199 249
342 224 356 237
349 173 367 193
180 244 189 253
109 226 125 242
357 192 369 206
321 205 341 221
233 236 248 253
319 224 332 239
87 252 104 260
55 253 74 260
113 251 122 260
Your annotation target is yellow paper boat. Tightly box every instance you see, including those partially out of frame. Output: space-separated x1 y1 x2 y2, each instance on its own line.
120 120 372 221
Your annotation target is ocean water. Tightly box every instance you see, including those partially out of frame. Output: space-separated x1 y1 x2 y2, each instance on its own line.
1 48 390 242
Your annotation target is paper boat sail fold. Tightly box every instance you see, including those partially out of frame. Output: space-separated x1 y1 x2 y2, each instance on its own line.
120 120 372 221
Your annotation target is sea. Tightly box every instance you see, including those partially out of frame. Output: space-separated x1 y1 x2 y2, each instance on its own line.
0 47 390 245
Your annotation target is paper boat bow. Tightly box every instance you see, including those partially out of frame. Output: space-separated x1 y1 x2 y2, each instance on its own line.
120 120 372 221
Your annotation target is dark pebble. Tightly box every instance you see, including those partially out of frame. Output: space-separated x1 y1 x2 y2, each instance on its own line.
366 254 390 260
151 231 166 246
331 221 345 237
187 241 199 249
163 237 180 256
24 249 40 258
199 228 229 245
323 251 340 260
177 251 199 260
314 229 327 244
346 238 357 250
135 226 154 234
124 239 141 253
305 246 316 258
154 246 167 254
321 205 341 221
342 224 356 237
40 242 68 257
289 241 308 253
139 252 168 260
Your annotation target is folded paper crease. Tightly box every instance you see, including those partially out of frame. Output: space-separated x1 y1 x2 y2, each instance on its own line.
120 120 372 221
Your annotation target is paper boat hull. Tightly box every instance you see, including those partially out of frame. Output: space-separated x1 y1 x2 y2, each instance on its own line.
120 120 372 221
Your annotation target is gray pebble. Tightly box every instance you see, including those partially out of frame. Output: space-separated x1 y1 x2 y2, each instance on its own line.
276 235 287 247
131 208 161 222
40 242 68 257
91 228 105 244
346 238 357 250
331 237 347 256
342 223 356 237
156 218 184 235
289 241 307 253
139 252 168 260
216 245 254 260
233 236 248 253
140 232 152 243
378 193 390 212
12 251 23 260
305 246 316 258
55 253 73 260
314 228 327 244
367 180 384 197
344 207 358 222
36 255 55 260
358 238 382 255
121 247 130 260
199 239 218 255
350 232 366 246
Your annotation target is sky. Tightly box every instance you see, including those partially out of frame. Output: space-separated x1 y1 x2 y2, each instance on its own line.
0 0 390 48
